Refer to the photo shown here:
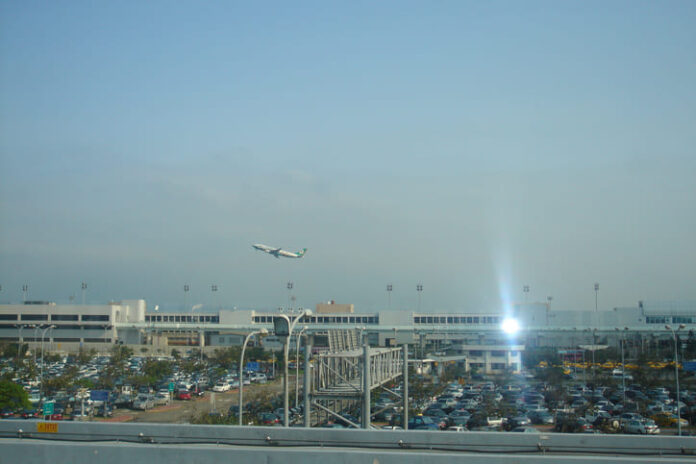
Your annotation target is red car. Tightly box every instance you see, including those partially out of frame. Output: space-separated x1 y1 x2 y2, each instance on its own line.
48 413 63 421
176 390 192 400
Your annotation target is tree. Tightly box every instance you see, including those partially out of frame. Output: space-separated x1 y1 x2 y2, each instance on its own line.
0 381 30 410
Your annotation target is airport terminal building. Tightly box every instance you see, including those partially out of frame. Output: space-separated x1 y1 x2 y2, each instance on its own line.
1 299 694 374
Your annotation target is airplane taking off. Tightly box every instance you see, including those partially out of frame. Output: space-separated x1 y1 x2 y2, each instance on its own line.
253 243 307 259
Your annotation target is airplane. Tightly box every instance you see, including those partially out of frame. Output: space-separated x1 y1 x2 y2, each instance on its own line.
253 243 307 259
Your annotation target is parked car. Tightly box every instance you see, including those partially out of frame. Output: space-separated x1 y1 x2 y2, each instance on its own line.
212 382 230 393
624 419 660 435
132 395 155 411
650 412 689 428
408 415 440 430
154 392 169 406
176 390 192 400
257 412 280 425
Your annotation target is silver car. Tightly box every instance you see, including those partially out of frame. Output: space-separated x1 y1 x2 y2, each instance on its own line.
132 394 155 410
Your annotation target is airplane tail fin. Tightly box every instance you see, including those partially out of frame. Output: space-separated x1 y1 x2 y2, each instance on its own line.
297 248 307 257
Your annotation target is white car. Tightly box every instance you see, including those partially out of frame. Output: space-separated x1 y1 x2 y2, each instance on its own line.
624 419 660 435
212 382 230 393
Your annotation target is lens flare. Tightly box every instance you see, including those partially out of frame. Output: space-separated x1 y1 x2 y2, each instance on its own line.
501 317 519 335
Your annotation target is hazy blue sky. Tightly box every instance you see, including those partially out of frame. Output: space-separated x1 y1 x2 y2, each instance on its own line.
1 1 695 313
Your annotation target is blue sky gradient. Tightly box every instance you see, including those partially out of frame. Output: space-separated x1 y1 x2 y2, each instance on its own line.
1 1 695 312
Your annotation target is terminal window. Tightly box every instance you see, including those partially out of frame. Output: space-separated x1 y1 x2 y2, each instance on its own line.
21 314 48 321
82 315 109 322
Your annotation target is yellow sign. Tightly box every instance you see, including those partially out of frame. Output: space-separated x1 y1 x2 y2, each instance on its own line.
37 422 58 433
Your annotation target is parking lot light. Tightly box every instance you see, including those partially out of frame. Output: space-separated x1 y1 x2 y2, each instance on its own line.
665 323 685 435
295 326 308 409
275 308 313 427
239 328 268 426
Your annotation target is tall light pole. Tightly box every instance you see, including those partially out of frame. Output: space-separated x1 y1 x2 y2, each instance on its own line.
15 324 30 368
274 309 313 427
666 324 685 435
239 328 268 425
33 325 43 363
591 328 597 373
416 284 423 312
81 282 87 305
40 325 56 399
295 326 308 409
594 283 599 313
22 284 28 303
287 282 293 310
183 284 190 311
211 284 218 310
523 285 530 304
615 327 628 406
386 284 392 310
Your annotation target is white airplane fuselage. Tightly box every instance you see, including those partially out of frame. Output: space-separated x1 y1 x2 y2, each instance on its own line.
253 244 307 259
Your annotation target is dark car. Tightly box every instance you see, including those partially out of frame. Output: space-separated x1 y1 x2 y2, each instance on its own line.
257 412 279 425
505 416 531 431
528 411 554 425
408 415 439 430
0 408 17 419
466 414 489 429
21 409 40 419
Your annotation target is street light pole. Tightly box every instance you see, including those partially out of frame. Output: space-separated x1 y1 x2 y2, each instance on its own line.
295 326 308 409
40 325 56 399
287 282 293 310
615 327 628 406
386 284 392 310
523 285 530 304
594 283 599 313
239 328 268 426
666 324 685 435
277 309 312 427
416 284 423 312
33 325 43 364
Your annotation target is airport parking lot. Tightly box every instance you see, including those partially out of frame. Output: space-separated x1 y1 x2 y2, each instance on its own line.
2 343 695 436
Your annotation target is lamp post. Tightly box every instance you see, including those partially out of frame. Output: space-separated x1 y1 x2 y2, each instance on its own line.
615 327 628 407
591 328 597 372
40 325 56 399
274 309 313 427
15 324 30 368
295 326 308 409
416 284 423 312
211 284 218 310
287 282 293 311
22 284 28 303
183 284 190 310
33 325 43 363
666 324 685 435
81 282 87 305
594 283 599 313
238 328 268 425
386 284 392 310
523 285 530 304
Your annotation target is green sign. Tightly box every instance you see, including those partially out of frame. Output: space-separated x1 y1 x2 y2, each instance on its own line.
168 382 175 393
43 402 54 415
